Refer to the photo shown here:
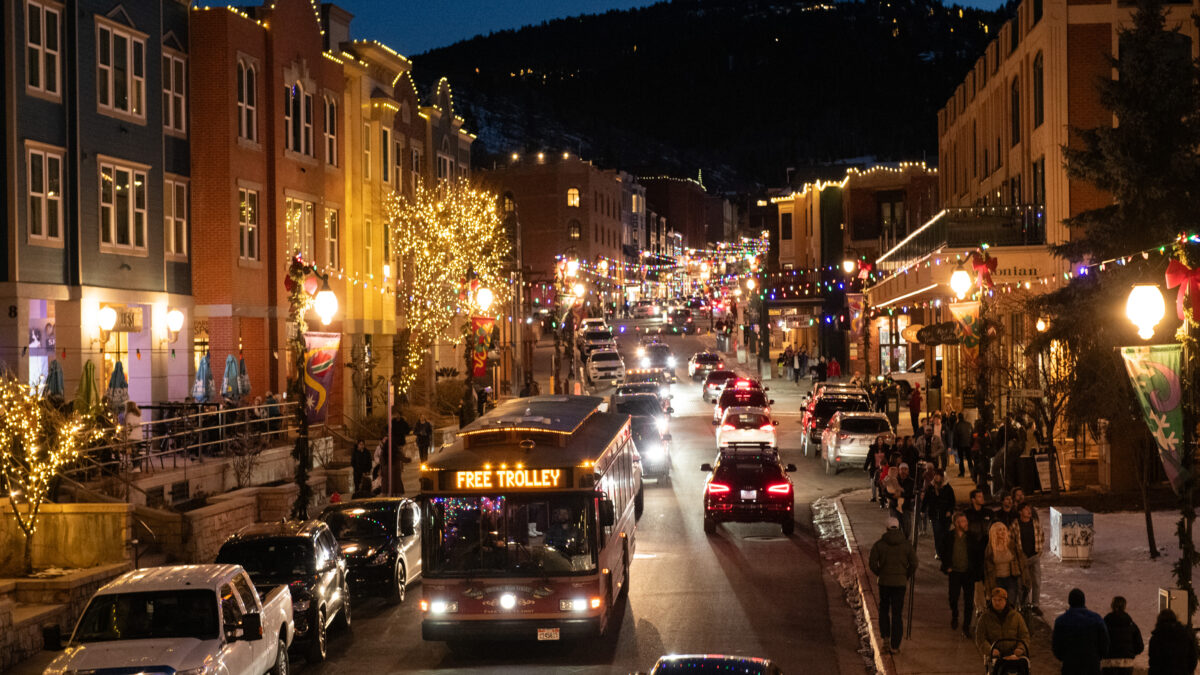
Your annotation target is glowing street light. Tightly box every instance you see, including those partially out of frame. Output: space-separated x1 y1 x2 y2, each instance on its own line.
314 279 339 326
842 259 856 274
950 267 973 300
573 282 585 298
1126 284 1166 340
476 286 495 313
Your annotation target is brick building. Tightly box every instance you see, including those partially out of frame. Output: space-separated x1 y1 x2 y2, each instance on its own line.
641 176 709 250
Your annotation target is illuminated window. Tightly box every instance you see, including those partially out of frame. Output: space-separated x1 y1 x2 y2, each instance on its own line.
164 177 187 258
325 209 339 268
99 161 147 251
567 220 581 241
567 187 580 207
285 197 315 259
323 96 337 165
27 146 63 241
97 22 145 118
503 193 515 213
363 123 371 180
238 187 258 260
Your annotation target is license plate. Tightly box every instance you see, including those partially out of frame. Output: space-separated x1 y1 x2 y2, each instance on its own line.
740 490 757 500
537 627 560 641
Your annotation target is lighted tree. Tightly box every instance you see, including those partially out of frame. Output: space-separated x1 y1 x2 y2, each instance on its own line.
0 377 100 574
386 179 512 397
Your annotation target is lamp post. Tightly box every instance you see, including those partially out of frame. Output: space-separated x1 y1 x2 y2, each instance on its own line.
284 254 337 519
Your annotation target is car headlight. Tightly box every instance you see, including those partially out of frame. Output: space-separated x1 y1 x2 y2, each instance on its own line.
560 597 599 612
667 357 677 367
641 357 650 367
656 418 669 434
642 444 665 462
176 667 214 675
293 598 311 613
368 549 390 566
637 347 645 356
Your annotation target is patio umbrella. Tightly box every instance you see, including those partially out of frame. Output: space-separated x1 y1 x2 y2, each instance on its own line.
221 354 241 402
74 359 100 415
46 359 65 398
237 356 250 399
192 353 214 403
106 361 129 413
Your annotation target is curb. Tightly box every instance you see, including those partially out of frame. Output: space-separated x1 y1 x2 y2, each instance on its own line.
835 493 897 675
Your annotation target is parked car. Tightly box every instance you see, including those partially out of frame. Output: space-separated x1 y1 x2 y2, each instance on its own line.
216 520 351 662
687 351 724 379
701 445 797 535
44 564 294 675
319 498 423 603
802 394 871 456
822 412 894 476
586 348 626 386
702 369 739 403
887 358 942 395
644 654 783 674
715 406 778 448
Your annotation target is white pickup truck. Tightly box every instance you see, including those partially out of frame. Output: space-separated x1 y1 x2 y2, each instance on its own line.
44 564 293 675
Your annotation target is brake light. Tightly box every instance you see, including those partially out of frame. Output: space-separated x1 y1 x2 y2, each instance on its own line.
760 423 775 431
707 483 731 494
838 432 850 440
766 483 792 495
717 362 725 368
720 424 736 431
735 379 751 389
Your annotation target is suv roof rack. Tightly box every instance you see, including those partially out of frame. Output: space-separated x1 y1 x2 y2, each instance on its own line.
718 441 779 456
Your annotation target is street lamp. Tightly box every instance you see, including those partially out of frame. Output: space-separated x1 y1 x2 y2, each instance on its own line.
476 286 495 313
950 267 973 300
1126 284 1165 340
843 259 857 275
314 279 339 326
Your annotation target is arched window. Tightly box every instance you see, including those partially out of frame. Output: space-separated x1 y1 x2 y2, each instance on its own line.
237 61 256 141
284 83 312 155
1010 77 1021 146
1033 52 1044 128
567 220 581 241
567 187 580 207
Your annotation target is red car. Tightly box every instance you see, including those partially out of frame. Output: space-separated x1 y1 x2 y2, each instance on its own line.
701 445 797 535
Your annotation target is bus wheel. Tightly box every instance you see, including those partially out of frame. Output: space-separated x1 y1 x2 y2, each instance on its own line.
634 486 644 519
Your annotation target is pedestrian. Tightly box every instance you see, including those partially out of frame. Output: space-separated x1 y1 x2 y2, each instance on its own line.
900 436 919 471
878 454 899 510
976 587 1031 663
864 436 888 503
1010 502 1043 615
414 414 434 463
985 520 1027 605
263 391 281 438
1148 608 1197 675
995 493 1017 527
885 462 915 537
351 439 372 498
798 346 809 384
923 468 956 560
828 356 842 380
783 345 794 381
816 356 828 383
391 412 411 460
908 385 922 433
1101 596 1143 675
943 511 981 636
1052 588 1110 675
869 516 917 655
793 349 803 385
927 423 947 470
954 412 973 478
123 401 144 471
460 385 478 427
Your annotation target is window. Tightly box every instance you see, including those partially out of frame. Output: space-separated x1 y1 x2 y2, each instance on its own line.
363 124 371 180
164 178 187 257
780 212 793 240
236 61 256 141
1033 0 1042 24
27 147 62 241
410 148 421 189
503 193 515 213
1009 19 1018 53
364 219 373 275
26 1 60 97
1009 175 1022 204
325 209 339 268
162 52 186 133
567 187 580 207
880 196 905 239
1033 52 1044 129
381 128 391 184
285 197 315 260
1031 157 1046 206
323 96 336 165
1011 77 1021 146
284 84 312 155
238 187 258 260
99 160 148 250
437 154 453 183
568 220 581 241
394 140 403 192
97 23 145 118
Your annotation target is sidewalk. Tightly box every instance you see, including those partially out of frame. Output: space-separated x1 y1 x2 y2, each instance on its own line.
835 483 1056 675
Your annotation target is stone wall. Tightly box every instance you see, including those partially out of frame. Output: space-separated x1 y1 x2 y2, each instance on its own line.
183 497 257 563
0 502 132 576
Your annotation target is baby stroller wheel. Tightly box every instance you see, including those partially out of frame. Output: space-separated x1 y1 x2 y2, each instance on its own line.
985 638 1030 675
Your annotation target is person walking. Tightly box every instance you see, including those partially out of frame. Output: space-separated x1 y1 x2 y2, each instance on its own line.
908 385 922 433
995 493 1018 527
1052 588 1110 675
1148 609 1197 675
351 440 372 497
793 349 803 385
976 587 1031 663
864 437 888 503
414 414 434 463
984 521 1027 604
815 356 828 383
798 346 809 384
885 462 915 537
1100 596 1143 675
828 356 842 380
953 412 973 478
923 468 956 560
1010 502 1043 615
869 516 917 655
123 401 144 471
783 345 794 381
943 511 981 636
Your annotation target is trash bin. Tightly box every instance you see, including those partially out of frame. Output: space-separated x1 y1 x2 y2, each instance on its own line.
1050 506 1093 566
884 389 900 429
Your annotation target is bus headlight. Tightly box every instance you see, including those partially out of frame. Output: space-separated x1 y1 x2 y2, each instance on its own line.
637 346 645 357
642 444 665 462
641 357 650 367
656 418 669 435
423 599 459 614
667 356 677 367
559 597 601 612
499 593 517 610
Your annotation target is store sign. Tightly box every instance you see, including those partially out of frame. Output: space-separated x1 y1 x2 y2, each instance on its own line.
105 305 143 333
454 468 565 490
900 324 924 343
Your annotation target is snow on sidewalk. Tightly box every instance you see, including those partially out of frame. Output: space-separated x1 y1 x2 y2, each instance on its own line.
1037 508 1184 671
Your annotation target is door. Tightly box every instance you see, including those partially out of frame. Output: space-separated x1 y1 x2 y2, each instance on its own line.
218 582 256 674
232 572 272 672
399 501 423 579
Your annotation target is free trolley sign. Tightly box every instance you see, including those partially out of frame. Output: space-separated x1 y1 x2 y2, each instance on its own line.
445 468 572 490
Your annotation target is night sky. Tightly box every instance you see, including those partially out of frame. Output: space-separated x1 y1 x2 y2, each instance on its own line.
325 0 1010 55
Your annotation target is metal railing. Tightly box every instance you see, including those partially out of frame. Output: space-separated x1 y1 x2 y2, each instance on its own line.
878 204 1046 272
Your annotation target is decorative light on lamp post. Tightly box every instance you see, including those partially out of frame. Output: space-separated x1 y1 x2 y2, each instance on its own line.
573 282 585 298
843 259 856 275
314 279 339 326
1126 284 1166 340
476 286 495 313
950 267 973 300
1035 317 1048 333
565 259 579 278
97 306 117 334
746 278 756 291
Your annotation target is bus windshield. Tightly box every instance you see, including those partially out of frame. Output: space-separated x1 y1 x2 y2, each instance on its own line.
425 494 596 577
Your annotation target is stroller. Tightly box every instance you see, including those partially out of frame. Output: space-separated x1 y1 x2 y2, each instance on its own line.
984 638 1030 675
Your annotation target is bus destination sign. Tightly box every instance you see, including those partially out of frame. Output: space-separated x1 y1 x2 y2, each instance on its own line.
452 468 568 490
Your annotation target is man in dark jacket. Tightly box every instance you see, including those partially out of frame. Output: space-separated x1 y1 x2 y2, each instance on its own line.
953 412 973 478
1052 588 1110 675
922 468 956 560
1101 595 1142 675
943 511 982 636
869 517 917 654
888 463 916 537
1148 608 1197 675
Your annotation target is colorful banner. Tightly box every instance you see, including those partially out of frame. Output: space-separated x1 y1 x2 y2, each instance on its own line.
949 301 982 372
1120 345 1188 494
303 332 341 423
847 293 864 342
471 316 496 378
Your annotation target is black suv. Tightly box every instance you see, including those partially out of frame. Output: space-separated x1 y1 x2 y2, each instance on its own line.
668 308 695 334
319 498 423 604
643 343 678 381
616 395 673 481
216 520 351 662
701 445 797 535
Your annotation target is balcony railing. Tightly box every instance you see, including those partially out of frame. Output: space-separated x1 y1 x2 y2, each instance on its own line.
877 204 1045 272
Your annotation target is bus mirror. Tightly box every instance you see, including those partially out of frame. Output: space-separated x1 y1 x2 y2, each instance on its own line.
599 499 615 527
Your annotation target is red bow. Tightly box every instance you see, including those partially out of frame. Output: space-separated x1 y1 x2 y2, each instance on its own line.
969 250 998 289
1166 259 1200 320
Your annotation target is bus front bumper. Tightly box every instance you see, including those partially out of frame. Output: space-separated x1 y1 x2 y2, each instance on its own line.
423 616 601 641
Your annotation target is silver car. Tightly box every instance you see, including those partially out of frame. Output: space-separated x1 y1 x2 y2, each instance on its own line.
821 411 893 476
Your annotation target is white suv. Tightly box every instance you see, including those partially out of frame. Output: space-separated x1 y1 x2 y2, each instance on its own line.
586 348 625 385
821 412 894 475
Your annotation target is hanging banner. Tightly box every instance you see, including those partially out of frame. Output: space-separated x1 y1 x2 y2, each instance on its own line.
847 293 865 341
949 301 982 372
471 316 496 378
303 332 341 423
1120 345 1188 494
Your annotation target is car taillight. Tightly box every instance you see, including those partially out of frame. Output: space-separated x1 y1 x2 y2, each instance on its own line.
760 423 775 431
720 424 736 431
838 432 850 440
717 362 725 368
707 483 731 494
766 483 791 495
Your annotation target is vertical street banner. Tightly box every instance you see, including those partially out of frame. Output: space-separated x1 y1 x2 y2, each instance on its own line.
471 316 496 378
949 301 982 372
303 332 341 423
846 293 865 341
1120 345 1188 494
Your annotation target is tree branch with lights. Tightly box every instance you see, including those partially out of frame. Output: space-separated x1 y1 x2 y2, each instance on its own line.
386 179 512 398
0 377 102 574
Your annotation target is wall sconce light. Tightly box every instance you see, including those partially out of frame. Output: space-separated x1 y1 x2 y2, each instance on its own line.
95 305 117 350
166 308 185 344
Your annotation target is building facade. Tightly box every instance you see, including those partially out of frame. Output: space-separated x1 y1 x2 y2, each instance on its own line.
1 0 193 402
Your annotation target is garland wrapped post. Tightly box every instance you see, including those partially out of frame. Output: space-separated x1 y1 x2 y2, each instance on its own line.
284 252 323 520
1170 241 1200 625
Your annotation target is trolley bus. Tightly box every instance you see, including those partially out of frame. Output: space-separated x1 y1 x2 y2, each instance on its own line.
417 395 642 641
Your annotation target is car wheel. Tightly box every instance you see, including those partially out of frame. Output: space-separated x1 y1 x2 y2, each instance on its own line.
634 485 644 519
703 517 716 535
306 609 327 662
389 562 407 605
335 589 351 631
782 518 795 536
825 460 837 476
269 636 290 675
